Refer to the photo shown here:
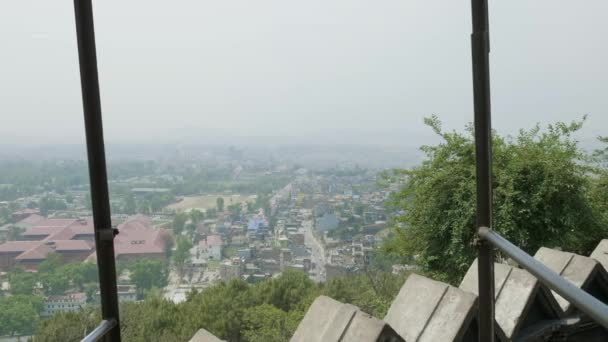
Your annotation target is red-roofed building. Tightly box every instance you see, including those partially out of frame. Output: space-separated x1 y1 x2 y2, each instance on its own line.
14 213 46 228
11 208 40 222
87 216 169 262
21 219 78 241
15 240 94 270
0 241 41 270
0 216 167 271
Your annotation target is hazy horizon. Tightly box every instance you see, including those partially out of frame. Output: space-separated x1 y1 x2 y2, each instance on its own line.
1 1 607 147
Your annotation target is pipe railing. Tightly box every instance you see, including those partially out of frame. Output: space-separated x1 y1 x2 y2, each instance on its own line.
479 227 608 329
81 319 117 342
470 0 495 340
74 0 121 341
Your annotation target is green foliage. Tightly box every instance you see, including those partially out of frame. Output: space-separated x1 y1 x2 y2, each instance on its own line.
242 304 292 342
6 225 25 241
0 294 44 336
124 192 137 215
172 236 193 274
216 197 225 212
206 208 217 219
189 209 204 223
34 270 409 342
33 308 100 342
228 203 242 221
172 212 188 235
383 117 608 283
128 259 169 298
37 253 63 275
0 160 88 201
8 268 37 295
38 196 67 216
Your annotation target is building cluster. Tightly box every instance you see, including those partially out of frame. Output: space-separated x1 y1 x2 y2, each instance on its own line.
0 211 169 316
0 214 169 271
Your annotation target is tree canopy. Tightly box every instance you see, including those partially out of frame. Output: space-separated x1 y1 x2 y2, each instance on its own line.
34 270 408 342
382 116 608 283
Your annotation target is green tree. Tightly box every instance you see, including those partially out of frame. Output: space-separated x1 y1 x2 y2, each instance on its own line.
129 259 168 299
189 209 205 223
33 308 100 342
124 192 137 215
242 304 290 342
40 273 69 295
8 270 37 295
173 236 193 275
253 270 316 312
382 116 608 283
206 208 217 219
38 196 67 216
216 197 225 212
6 225 24 241
37 252 63 274
172 212 188 235
0 295 43 336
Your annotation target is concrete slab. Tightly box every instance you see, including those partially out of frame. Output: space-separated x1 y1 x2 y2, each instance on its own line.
291 295 404 342
385 273 481 342
341 310 404 342
535 247 608 313
188 329 224 342
459 260 562 341
384 273 447 341
590 239 608 271
459 259 512 299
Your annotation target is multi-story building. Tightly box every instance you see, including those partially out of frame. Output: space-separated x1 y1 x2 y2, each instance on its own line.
42 292 87 317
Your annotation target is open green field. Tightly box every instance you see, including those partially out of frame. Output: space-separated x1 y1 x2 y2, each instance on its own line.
165 194 256 212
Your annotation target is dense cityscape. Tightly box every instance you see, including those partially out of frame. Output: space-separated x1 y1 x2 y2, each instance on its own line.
0 146 408 339
2 1 608 341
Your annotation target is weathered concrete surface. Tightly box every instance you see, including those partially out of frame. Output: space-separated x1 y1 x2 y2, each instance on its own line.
590 239 608 271
459 259 511 299
290 295 404 342
188 328 225 342
535 247 608 313
460 260 562 341
385 273 479 342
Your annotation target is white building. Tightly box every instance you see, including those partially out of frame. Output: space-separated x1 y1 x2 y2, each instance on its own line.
42 292 87 317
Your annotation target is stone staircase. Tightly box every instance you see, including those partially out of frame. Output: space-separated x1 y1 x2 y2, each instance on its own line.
189 239 608 342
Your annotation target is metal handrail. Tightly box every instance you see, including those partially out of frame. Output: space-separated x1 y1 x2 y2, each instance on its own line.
81 319 117 342
479 227 608 329
74 0 121 341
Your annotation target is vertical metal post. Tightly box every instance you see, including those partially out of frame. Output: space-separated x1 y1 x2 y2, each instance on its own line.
73 1 121 341
470 0 494 341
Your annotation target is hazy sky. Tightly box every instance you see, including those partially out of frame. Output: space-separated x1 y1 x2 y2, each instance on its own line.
1 1 606 147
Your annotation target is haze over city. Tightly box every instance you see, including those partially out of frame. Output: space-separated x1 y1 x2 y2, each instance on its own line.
1 0 607 149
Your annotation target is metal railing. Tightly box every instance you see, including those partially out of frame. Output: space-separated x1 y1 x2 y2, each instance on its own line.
69 0 606 341
470 0 496 340
74 0 121 341
81 320 118 342
470 0 608 339
478 227 608 329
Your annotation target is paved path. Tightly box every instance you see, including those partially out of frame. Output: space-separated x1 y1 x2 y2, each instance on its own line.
302 219 326 282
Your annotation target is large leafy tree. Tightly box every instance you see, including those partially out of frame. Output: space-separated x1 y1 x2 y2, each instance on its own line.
129 259 169 298
172 212 188 235
8 268 37 295
0 294 43 336
34 270 409 342
172 235 193 276
382 116 608 283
